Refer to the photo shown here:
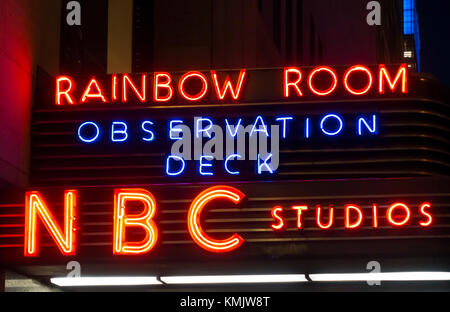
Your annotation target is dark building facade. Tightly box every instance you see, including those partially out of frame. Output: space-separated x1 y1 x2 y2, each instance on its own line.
59 0 415 74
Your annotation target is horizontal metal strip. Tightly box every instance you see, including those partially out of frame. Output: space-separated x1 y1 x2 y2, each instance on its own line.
278 170 431 176
277 158 450 167
2 204 450 219
31 159 450 172
32 175 166 182
281 146 450 156
77 214 448 226
78 222 450 233
72 234 450 246
34 165 164 171
74 204 450 215
2 219 449 237
163 224 450 234
2 188 449 203
383 133 450 144
31 97 450 113
0 234 23 238
2 234 450 249
30 121 450 136
244 234 450 243
2 191 448 209
247 193 450 201
32 153 164 159
30 99 450 118
30 170 439 182
30 132 450 147
28 147 450 161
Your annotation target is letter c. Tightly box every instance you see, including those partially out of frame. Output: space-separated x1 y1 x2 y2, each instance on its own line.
188 186 244 252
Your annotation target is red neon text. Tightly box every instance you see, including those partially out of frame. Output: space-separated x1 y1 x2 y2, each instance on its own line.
23 189 433 256
187 186 245 253
345 204 363 229
81 77 107 103
284 64 408 98
56 76 75 105
379 64 407 94
123 74 147 102
55 65 407 105
316 205 334 229
308 66 338 96
179 72 208 101
343 65 373 95
270 202 432 230
284 68 303 97
291 205 308 229
211 69 246 100
113 189 158 255
25 191 77 257
271 206 285 230
419 202 432 227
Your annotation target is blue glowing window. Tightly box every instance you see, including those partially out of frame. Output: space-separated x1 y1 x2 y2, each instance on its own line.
403 0 416 35
403 0 420 70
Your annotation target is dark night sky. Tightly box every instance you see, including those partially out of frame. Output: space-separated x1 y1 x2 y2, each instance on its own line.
416 0 450 87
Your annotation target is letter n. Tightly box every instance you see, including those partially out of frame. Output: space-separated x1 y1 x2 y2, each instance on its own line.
25 191 77 257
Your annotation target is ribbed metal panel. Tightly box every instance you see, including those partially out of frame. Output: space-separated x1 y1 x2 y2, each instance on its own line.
30 97 450 186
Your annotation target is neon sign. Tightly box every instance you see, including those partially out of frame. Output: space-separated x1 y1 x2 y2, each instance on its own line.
55 65 407 105
75 113 379 177
56 69 247 105
77 114 378 143
113 189 158 255
17 64 419 259
58 65 403 181
25 190 77 257
22 186 433 257
270 202 432 230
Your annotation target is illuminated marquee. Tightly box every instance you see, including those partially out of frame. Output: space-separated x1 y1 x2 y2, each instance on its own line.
12 63 424 260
